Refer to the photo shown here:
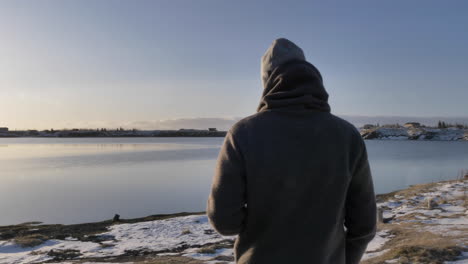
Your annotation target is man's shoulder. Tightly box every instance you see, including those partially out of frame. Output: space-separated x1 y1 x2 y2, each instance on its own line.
229 112 359 134
327 114 364 143
228 112 263 134
329 114 360 132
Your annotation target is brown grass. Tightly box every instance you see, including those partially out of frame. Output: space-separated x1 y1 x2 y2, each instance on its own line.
363 221 465 264
376 182 438 203
13 234 48 248
181 229 192 235
140 256 205 264
386 246 461 264
196 243 230 254
0 212 205 244
377 177 467 203
366 178 468 263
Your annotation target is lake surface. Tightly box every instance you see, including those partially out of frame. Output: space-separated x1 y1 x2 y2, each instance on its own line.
1 138 467 225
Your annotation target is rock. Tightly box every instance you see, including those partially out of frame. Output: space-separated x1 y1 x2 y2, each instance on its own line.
47 249 81 261
423 132 436 140
362 130 380 139
427 197 438 209
214 255 234 261
377 207 384 223
383 216 395 224
204 229 215 235
113 214 120 222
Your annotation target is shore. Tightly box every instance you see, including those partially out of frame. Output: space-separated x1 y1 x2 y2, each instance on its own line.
1 178 466 264
360 126 468 141
1 126 467 141
0 130 227 138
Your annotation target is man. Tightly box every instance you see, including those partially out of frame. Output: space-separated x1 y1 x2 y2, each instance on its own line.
207 38 376 264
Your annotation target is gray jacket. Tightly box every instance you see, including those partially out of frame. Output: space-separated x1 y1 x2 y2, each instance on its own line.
207 39 376 264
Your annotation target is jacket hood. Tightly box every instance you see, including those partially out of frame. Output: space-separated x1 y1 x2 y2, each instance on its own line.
257 38 330 113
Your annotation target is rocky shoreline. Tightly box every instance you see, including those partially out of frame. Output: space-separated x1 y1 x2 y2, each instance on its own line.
363 176 467 264
0 178 467 264
360 126 468 141
1 126 467 141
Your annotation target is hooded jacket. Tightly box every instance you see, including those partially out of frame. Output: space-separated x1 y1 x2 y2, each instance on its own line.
207 38 376 264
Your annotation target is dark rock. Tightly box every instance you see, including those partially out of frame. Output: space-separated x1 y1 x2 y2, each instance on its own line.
204 229 215 235
424 132 437 140
214 255 235 261
427 198 438 209
0 231 15 240
362 130 380 139
383 216 395 224
113 214 120 222
47 249 81 260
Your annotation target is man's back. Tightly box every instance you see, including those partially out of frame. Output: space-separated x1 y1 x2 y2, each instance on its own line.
207 38 376 264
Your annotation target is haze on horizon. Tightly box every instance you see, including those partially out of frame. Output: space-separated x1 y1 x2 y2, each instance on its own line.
1 0 467 131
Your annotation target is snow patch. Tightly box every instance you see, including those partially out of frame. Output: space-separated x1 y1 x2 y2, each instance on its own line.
0 215 234 264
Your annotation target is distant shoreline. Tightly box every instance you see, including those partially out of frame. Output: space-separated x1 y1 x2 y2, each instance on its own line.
361 125 467 141
1 124 467 141
0 129 227 138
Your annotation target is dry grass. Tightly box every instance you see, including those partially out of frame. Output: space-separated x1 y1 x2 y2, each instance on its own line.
366 178 468 263
377 177 467 203
53 255 207 264
181 229 192 235
387 246 461 264
0 212 205 244
196 243 230 254
376 182 438 203
13 234 48 248
135 256 205 264
363 216 465 264
196 245 217 254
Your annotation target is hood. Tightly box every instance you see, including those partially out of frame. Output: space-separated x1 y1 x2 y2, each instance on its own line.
257 38 330 113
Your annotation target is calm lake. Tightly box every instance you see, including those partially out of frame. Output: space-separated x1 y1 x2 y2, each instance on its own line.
1 138 467 225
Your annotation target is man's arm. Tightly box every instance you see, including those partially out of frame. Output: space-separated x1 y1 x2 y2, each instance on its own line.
207 131 246 236
345 139 377 264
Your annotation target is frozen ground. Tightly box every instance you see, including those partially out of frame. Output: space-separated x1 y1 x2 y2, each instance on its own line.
0 214 393 264
377 180 467 238
372 179 467 263
0 216 395 264
1 179 466 264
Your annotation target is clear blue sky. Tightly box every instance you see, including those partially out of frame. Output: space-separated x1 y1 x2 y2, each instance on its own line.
1 0 467 129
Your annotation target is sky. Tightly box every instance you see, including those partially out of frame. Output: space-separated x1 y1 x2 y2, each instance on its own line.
1 0 467 130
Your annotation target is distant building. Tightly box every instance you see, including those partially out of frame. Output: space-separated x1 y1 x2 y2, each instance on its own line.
0 127 8 132
208 128 217 132
404 122 421 128
27 130 39 136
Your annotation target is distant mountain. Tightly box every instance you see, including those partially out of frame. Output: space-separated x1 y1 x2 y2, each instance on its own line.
123 118 241 131
124 115 468 131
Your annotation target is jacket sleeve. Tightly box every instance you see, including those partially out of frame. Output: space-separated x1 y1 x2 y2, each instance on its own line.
345 139 377 264
207 131 247 236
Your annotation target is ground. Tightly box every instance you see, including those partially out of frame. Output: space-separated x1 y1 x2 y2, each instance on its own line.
362 177 467 264
1 179 466 264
